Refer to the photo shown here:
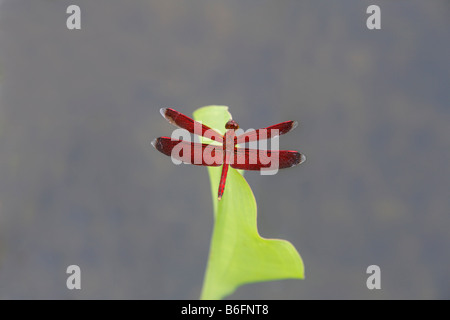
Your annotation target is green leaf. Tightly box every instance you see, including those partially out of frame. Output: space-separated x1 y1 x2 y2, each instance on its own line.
193 106 304 300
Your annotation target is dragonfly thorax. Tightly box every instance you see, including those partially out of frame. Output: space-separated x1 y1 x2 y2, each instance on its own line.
223 120 238 151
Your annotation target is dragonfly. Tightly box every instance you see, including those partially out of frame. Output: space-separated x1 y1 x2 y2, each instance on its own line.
152 108 305 200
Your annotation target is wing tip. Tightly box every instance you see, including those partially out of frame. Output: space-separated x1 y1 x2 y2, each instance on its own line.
160 107 178 124
300 153 306 164
151 138 158 149
292 120 299 130
291 152 306 167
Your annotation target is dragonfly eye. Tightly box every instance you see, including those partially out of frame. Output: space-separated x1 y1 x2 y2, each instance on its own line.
225 120 239 130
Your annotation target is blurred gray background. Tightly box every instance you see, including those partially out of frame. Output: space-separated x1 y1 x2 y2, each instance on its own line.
0 0 449 299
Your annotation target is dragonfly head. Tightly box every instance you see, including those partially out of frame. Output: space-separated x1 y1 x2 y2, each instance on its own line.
225 119 239 130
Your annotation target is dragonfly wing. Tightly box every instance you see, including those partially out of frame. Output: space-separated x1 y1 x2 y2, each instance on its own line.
152 137 223 166
235 120 298 144
160 108 223 143
230 147 305 170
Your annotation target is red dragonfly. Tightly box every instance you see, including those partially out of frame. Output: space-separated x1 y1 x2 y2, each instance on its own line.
152 108 305 200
